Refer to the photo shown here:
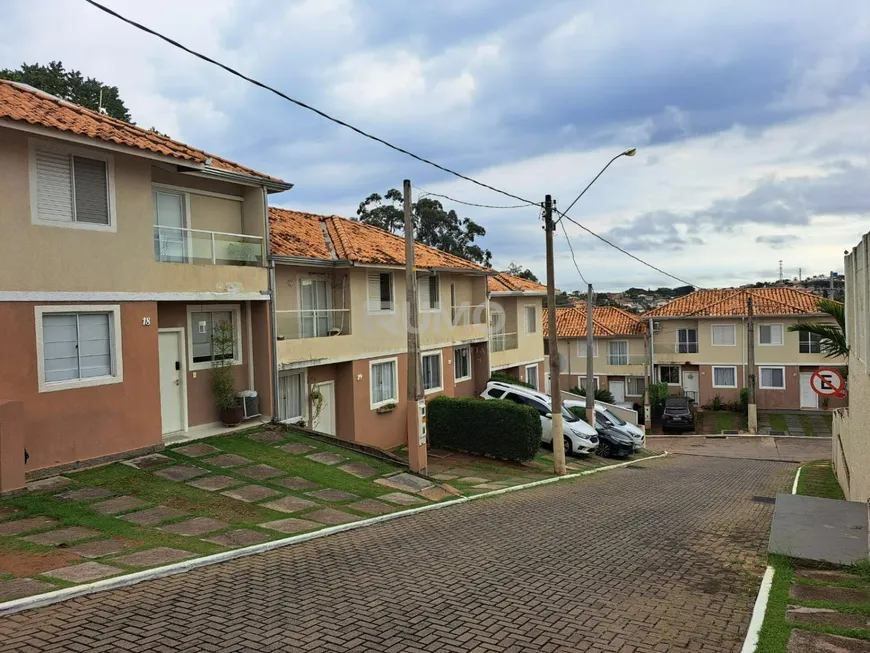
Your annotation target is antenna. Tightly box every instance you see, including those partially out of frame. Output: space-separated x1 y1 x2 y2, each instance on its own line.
778 260 783 282
98 88 108 115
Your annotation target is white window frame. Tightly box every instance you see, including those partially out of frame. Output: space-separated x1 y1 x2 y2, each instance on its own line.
152 188 191 264
711 365 738 389
187 304 243 371
525 363 539 389
29 138 117 232
798 330 822 354
608 340 629 366
419 274 441 313
367 271 396 315
577 339 599 358
421 351 443 394
676 328 699 354
577 376 600 392
35 304 123 393
758 323 784 346
370 356 399 409
278 369 308 424
659 365 681 386
626 377 645 397
711 324 736 347
524 305 537 334
453 345 472 382
759 365 786 390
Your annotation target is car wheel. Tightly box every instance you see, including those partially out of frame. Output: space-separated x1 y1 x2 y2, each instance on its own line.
597 441 612 458
563 437 572 457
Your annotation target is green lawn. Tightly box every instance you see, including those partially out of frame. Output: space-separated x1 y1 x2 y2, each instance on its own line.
796 460 845 500
767 413 789 432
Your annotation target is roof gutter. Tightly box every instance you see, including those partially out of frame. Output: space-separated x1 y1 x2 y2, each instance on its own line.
193 166 294 193
270 255 351 268
490 291 547 297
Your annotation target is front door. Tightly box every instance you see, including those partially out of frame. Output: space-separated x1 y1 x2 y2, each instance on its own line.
610 380 626 403
158 331 185 436
312 381 336 435
800 372 819 409
682 369 700 402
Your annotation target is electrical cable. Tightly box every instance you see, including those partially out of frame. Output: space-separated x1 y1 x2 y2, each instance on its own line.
412 186 536 210
558 218 589 286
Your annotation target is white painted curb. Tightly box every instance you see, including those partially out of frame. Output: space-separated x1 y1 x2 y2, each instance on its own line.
646 435 831 440
791 466 803 494
0 451 668 616
741 565 775 653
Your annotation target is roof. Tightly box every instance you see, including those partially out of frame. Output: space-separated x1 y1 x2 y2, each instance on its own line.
488 272 548 295
544 305 646 338
644 287 833 318
269 208 488 271
0 80 289 189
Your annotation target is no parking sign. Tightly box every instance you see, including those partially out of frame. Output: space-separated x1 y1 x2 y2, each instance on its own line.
810 368 846 399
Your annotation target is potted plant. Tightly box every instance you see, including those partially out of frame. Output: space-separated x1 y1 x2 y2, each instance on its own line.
210 319 244 426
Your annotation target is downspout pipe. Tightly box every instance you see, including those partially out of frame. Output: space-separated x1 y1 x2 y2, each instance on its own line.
263 187 280 422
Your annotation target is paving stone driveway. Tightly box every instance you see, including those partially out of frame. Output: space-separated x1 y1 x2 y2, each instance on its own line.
0 455 795 653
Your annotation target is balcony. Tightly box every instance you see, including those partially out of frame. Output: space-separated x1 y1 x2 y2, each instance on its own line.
276 309 352 340
606 355 648 366
490 332 518 353
154 226 264 266
653 342 700 362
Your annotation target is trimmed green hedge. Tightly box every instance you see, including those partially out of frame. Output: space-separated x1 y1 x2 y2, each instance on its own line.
488 373 536 390
428 396 542 462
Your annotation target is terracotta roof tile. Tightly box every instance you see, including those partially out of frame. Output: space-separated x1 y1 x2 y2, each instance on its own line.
0 80 287 186
644 287 832 318
269 207 487 271
544 305 645 338
488 272 548 294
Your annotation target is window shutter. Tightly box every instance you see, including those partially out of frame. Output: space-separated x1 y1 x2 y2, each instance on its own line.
418 274 430 309
368 272 382 312
35 149 73 222
73 156 109 224
43 314 79 382
77 313 112 377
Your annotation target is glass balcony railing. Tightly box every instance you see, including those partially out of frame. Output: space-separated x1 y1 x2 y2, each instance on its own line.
490 332 518 353
276 309 352 340
154 226 264 266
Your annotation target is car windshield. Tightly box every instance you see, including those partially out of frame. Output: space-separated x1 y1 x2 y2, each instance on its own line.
562 406 578 422
602 409 626 425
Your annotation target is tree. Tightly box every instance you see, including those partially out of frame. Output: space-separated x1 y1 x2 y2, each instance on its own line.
787 298 848 359
504 262 539 283
0 61 132 122
356 190 492 266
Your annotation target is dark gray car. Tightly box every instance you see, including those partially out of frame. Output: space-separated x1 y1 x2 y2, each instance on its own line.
661 396 695 433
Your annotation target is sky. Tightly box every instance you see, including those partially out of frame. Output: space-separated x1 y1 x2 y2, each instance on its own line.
2 0 868 292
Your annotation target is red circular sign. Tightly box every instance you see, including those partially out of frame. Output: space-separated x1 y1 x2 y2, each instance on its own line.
810 368 845 397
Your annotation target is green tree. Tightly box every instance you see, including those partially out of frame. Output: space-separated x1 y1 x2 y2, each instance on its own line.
0 61 132 122
787 298 848 359
504 262 539 283
356 190 492 266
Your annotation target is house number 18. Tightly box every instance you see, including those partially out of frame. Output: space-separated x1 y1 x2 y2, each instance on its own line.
142 317 152 326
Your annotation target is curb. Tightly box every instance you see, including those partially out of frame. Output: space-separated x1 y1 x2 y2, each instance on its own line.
664 452 815 464
646 435 831 440
0 451 669 616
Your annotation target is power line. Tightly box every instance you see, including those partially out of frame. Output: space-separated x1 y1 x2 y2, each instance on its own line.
82 0 536 207
558 218 589 286
413 186 536 210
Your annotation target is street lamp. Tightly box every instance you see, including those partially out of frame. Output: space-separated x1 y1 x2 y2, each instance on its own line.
556 148 637 223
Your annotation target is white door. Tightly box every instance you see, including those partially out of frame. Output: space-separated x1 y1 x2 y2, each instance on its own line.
800 372 819 409
682 370 700 401
610 380 626 403
153 191 187 263
544 372 551 395
158 331 185 435
312 381 336 435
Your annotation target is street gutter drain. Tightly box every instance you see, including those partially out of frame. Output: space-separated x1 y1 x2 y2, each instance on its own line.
751 496 776 505
706 436 727 439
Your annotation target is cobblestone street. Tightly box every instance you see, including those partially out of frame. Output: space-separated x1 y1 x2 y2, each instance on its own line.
0 455 795 652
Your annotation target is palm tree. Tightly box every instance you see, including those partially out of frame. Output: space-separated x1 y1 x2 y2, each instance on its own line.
787 298 848 359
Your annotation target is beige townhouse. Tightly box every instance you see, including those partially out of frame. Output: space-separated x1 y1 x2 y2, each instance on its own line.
0 80 291 483
268 209 491 451
546 305 648 404
487 272 547 391
645 288 846 410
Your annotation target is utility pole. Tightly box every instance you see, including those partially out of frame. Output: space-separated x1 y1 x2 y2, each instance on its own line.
585 283 595 426
544 195 567 475
647 316 655 430
830 271 836 301
403 179 427 474
747 296 757 434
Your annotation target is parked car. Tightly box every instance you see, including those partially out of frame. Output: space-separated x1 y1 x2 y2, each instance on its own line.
593 421 635 458
561 400 645 450
661 396 696 433
480 381 598 456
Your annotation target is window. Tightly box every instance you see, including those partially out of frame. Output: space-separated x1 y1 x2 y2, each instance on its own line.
577 340 599 357
450 283 457 323
659 365 681 385
300 278 332 338
525 364 539 389
608 341 628 365
799 331 822 354
187 305 241 370
153 191 188 263
525 306 537 333
577 376 600 391
422 352 443 393
367 272 394 313
487 388 506 399
627 377 645 396
759 366 786 389
454 346 472 382
759 324 783 345
712 324 736 346
504 392 548 416
36 305 122 393
712 366 737 388
419 274 440 311
677 328 698 354
31 142 113 229
370 358 398 407
278 371 306 422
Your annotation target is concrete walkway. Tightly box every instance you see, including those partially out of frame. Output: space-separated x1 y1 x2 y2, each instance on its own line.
648 435 832 462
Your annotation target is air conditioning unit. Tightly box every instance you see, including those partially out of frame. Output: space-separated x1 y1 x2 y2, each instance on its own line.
653 321 662 332
237 390 260 419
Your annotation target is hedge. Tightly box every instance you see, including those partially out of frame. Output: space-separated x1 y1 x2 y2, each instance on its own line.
488 373 536 390
427 396 542 462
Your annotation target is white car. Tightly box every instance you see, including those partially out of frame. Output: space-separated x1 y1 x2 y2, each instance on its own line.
480 381 598 455
562 400 645 450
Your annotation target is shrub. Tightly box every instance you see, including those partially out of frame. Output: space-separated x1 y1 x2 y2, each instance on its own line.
488 373 536 390
711 394 723 411
647 382 669 416
739 387 749 415
568 386 616 404
428 396 542 462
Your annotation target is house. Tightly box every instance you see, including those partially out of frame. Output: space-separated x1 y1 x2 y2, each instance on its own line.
0 80 291 482
487 272 547 390
268 209 492 450
645 288 846 410
545 305 647 404
833 232 869 501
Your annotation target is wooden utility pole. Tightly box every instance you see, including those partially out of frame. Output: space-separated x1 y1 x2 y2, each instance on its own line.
544 195 567 475
747 296 757 434
404 179 427 473
585 283 595 425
